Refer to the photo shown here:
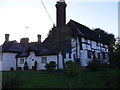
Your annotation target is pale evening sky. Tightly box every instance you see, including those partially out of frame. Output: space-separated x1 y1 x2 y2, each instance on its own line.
0 0 119 45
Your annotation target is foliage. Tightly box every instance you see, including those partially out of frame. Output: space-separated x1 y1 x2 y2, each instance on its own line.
109 37 120 68
24 61 27 66
94 28 116 64
32 61 38 71
10 67 14 71
45 61 56 70
23 61 28 70
34 61 38 67
87 59 108 71
17 67 22 71
63 60 80 76
94 28 115 45
87 59 101 71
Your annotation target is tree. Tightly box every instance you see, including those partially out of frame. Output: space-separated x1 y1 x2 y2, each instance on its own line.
63 60 79 76
94 28 116 64
32 61 38 71
114 37 120 68
23 61 28 70
63 60 81 88
45 61 56 70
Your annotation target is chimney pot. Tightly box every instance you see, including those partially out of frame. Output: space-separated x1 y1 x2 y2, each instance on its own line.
20 38 29 44
5 34 9 42
37 34 41 42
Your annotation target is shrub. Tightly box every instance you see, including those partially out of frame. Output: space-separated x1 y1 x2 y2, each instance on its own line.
63 60 80 76
34 61 37 67
23 61 28 70
32 66 37 71
23 66 28 70
17 67 22 71
87 59 108 71
24 61 27 66
10 67 14 71
45 61 56 70
32 61 38 71
87 59 102 71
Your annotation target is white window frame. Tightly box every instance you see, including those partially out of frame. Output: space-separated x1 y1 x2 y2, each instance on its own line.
20 58 24 64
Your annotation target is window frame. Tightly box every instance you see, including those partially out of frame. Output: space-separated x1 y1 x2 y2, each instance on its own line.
97 53 101 59
20 58 24 64
87 50 92 58
41 57 47 63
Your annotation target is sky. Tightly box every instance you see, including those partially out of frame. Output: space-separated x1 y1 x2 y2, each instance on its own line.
0 0 119 45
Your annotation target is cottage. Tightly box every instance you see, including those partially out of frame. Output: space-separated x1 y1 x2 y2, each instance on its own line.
0 0 109 71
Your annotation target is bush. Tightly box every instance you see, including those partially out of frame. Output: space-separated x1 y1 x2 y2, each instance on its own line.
87 59 108 71
32 61 38 71
87 59 101 71
24 61 28 70
34 61 37 67
10 67 14 71
63 60 80 76
17 67 22 71
23 66 28 70
32 66 37 71
45 61 56 70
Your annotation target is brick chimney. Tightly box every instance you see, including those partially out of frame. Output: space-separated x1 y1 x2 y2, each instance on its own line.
37 34 41 42
20 38 29 44
5 34 9 42
56 0 67 28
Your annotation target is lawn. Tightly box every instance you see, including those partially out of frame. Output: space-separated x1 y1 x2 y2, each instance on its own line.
2 68 120 88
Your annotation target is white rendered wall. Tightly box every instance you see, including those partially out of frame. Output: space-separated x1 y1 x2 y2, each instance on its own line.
17 52 58 70
2 53 17 71
58 53 63 69
0 53 2 71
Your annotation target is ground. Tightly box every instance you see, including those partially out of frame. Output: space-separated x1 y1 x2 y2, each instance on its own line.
2 68 120 88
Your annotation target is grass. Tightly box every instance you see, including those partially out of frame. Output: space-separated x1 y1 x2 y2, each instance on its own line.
2 68 120 88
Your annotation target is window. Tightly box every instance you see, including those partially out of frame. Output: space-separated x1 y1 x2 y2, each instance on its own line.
41 57 47 63
73 54 76 59
87 50 92 58
32 59 34 61
20 58 24 64
97 53 100 59
101 52 106 59
85 38 88 43
105 53 108 59
90 40 92 44
92 51 96 58
96 42 98 46
103 44 105 48
71 39 76 47
69 53 71 58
